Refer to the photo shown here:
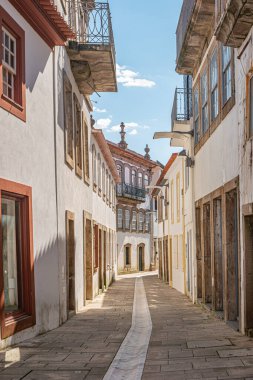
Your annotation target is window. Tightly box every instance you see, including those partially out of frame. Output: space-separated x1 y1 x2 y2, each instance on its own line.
63 72 74 168
249 75 253 139
125 167 130 185
201 69 209 134
144 174 149 187
138 172 143 188
210 49 218 121
145 213 150 232
125 245 131 266
106 170 109 200
165 187 169 218
83 118 90 182
117 208 123 229
109 175 112 204
185 160 190 191
222 45 232 105
0 8 26 121
92 145 97 185
176 173 180 222
117 164 123 181
193 87 200 144
132 170 137 187
0 179 35 339
171 180 174 224
139 212 144 231
102 163 105 195
132 211 137 230
125 209 130 230
73 95 82 177
97 154 102 190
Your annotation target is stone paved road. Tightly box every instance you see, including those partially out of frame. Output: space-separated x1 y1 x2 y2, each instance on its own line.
1 274 253 379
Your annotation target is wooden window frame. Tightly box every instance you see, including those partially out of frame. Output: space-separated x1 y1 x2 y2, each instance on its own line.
73 94 83 178
83 115 90 185
0 6 26 121
246 71 253 141
201 67 209 135
210 48 219 122
176 173 180 223
63 71 74 168
0 178 35 339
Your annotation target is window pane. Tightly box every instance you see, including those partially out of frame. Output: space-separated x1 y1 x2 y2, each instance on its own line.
117 209 123 229
138 173 143 188
211 87 218 121
132 170 136 186
210 51 218 90
201 71 208 104
223 66 232 104
125 209 130 229
222 46 231 69
132 211 137 230
125 167 130 184
2 196 22 313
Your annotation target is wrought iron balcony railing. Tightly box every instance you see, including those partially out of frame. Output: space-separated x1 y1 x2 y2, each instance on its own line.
116 183 146 201
67 1 115 47
171 87 192 127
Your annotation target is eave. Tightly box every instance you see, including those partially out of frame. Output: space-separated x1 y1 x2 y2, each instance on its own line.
151 154 178 197
9 0 75 48
176 0 215 75
215 0 253 48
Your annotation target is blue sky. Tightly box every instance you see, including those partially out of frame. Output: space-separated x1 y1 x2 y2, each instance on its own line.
92 0 183 165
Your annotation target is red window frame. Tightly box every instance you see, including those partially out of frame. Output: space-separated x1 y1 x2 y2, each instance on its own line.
0 6 26 121
0 178 35 339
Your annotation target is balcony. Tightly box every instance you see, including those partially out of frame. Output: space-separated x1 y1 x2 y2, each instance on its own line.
171 87 192 137
116 183 146 203
176 0 215 74
66 1 117 95
215 0 253 48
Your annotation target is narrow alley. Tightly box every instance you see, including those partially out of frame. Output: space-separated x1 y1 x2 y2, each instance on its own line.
1 273 253 380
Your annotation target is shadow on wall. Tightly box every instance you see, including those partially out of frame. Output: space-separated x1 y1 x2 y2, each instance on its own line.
0 276 136 378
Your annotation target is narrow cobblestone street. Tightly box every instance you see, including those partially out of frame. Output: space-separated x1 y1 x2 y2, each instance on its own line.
1 274 253 380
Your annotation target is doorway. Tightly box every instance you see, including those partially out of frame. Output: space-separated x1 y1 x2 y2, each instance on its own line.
66 211 75 315
244 214 253 334
169 237 173 286
99 228 103 291
213 198 223 312
85 217 93 301
196 207 202 299
138 244 145 272
226 189 239 321
203 203 212 305
103 230 107 288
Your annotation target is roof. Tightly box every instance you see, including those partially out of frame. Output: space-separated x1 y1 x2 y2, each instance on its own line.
92 130 121 184
152 153 178 196
107 140 161 169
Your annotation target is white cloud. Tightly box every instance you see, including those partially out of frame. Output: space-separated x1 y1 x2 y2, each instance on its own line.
95 118 111 130
129 129 138 135
94 107 107 113
116 64 156 88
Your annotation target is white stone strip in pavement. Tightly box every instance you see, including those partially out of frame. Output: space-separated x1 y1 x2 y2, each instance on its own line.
103 276 152 380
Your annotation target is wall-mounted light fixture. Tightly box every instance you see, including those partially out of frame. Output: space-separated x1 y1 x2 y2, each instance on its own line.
179 149 195 168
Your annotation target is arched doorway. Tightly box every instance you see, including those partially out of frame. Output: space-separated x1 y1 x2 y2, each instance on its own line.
138 244 145 272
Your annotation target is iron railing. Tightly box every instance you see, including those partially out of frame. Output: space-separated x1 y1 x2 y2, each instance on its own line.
176 0 195 62
171 87 192 126
116 183 146 201
67 1 115 46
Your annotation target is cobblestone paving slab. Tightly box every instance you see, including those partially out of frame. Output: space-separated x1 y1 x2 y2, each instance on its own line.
0 277 135 380
103 276 152 380
143 275 253 380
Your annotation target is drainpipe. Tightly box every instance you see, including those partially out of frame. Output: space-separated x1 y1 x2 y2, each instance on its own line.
52 47 60 325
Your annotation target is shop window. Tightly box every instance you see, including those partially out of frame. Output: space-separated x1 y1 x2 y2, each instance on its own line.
0 8 26 121
222 45 232 105
210 49 219 121
0 179 35 339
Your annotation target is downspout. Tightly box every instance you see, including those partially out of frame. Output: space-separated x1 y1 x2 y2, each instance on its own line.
52 47 60 325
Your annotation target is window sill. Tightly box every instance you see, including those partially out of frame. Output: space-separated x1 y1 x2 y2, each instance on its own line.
0 93 26 122
2 311 35 339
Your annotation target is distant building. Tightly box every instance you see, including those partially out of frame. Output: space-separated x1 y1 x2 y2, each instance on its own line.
107 123 161 274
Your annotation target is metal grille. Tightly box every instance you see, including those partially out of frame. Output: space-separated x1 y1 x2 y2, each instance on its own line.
67 1 114 46
116 183 146 201
171 87 192 126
